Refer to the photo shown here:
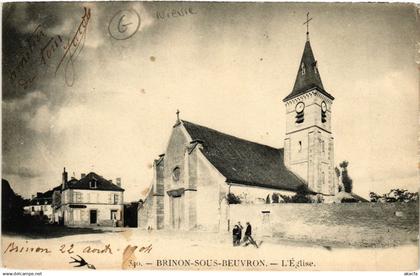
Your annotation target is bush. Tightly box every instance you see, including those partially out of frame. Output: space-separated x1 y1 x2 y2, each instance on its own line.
370 189 418 203
289 185 312 203
226 193 241 204
271 193 280 203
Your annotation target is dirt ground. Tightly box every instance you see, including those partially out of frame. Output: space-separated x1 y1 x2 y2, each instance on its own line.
2 228 418 271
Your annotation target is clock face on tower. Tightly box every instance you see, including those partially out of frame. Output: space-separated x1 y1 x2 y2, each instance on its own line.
321 101 327 112
295 102 305 113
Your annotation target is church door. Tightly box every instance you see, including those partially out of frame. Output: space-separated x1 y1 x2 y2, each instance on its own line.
171 196 183 229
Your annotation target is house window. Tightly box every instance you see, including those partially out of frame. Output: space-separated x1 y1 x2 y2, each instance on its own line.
31 206 35 212
73 192 82 203
73 210 80 221
113 194 119 204
90 178 97 189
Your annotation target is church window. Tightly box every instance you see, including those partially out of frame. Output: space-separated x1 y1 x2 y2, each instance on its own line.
321 101 327 123
298 141 302 152
295 102 305 124
321 140 325 153
172 167 181 182
301 63 306 75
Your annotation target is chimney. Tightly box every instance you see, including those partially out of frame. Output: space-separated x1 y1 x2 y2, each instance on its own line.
62 167 68 189
108 179 113 183
116 177 121 187
81 173 86 179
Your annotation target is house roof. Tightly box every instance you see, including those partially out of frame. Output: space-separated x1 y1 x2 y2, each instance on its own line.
181 120 306 192
283 40 334 102
28 184 62 205
63 172 124 192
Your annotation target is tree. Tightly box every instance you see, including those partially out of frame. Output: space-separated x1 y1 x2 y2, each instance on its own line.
335 167 343 192
339 161 353 193
271 193 279 203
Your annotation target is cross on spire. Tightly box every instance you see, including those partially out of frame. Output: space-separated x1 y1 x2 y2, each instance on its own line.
303 12 313 41
176 109 180 123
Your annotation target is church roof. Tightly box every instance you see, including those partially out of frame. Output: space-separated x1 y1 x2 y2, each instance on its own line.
283 40 334 102
182 120 306 192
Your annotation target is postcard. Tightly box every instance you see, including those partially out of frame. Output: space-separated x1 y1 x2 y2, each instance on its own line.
1 1 419 271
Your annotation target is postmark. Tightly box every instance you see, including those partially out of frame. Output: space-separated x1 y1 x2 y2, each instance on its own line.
108 9 141 41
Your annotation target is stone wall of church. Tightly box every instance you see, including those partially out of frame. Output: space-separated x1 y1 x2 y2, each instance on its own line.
227 184 295 204
163 125 190 229
195 150 225 231
138 190 156 229
284 90 336 195
156 123 227 231
138 158 165 230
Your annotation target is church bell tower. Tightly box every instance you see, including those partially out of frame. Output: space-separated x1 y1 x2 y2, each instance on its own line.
283 15 337 195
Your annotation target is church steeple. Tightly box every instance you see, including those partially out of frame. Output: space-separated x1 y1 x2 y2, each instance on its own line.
283 40 329 102
283 15 337 195
283 14 334 102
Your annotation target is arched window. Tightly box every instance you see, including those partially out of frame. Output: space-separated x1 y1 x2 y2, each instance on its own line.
301 63 306 75
172 167 181 182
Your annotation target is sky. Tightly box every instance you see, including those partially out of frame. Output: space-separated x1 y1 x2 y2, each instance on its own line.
2 2 419 201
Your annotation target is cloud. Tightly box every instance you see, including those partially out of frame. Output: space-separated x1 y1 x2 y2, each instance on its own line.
3 165 42 178
3 90 47 112
2 2 418 202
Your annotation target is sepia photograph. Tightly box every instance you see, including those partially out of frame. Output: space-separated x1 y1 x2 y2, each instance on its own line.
1 1 419 272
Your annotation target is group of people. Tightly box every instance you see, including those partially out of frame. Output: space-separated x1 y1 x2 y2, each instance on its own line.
232 222 259 248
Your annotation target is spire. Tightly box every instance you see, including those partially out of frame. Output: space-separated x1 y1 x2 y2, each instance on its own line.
303 12 312 42
283 40 333 102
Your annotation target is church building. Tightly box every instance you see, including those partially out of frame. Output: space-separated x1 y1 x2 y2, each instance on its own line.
138 28 337 232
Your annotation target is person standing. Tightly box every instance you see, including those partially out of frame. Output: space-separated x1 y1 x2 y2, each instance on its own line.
243 222 259 248
237 221 243 245
232 225 239 246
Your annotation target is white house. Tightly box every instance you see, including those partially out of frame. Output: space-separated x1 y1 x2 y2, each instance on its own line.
55 169 125 227
24 187 60 222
